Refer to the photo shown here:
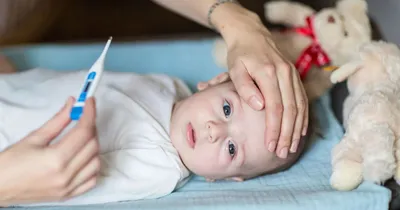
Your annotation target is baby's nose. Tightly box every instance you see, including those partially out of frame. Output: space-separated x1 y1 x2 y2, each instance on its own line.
206 121 227 143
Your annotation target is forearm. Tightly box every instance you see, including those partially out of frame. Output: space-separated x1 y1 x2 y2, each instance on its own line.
150 0 266 44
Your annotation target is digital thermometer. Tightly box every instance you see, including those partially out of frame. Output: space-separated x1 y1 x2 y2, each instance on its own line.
70 37 113 120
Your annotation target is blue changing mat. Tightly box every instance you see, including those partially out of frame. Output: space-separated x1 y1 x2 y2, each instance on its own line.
0 37 390 210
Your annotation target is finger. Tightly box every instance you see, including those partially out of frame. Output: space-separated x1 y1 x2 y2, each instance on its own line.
25 97 75 146
76 97 97 129
54 98 97 161
275 63 297 158
66 138 99 177
302 84 309 136
67 176 97 198
251 63 282 152
213 72 230 84
198 72 230 91
289 70 306 153
197 82 209 91
229 61 264 110
67 155 101 192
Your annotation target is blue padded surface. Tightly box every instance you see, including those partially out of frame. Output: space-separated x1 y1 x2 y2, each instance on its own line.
1 38 225 91
0 38 390 210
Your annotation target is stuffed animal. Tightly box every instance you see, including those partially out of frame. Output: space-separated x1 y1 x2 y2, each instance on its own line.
213 0 372 102
329 40 400 191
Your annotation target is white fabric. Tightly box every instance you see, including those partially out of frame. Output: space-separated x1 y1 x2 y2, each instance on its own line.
0 68 192 206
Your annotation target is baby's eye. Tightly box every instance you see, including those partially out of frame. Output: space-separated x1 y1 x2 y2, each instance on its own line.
223 100 232 118
228 140 236 157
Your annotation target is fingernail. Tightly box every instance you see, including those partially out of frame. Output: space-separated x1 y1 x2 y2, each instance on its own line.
302 127 308 136
290 139 299 153
250 96 263 110
279 147 288 159
268 141 276 152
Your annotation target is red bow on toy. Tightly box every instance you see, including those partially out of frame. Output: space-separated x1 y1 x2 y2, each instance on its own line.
287 16 331 80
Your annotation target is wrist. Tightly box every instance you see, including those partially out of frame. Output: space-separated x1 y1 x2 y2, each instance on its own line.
210 3 267 44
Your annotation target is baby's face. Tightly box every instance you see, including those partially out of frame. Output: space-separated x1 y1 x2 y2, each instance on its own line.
170 81 295 181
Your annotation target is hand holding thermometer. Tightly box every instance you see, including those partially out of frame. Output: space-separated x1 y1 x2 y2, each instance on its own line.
70 37 113 120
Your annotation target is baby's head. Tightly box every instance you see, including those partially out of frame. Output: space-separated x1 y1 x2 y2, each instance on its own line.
170 80 305 181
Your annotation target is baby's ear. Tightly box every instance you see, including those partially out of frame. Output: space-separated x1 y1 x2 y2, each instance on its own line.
330 61 363 83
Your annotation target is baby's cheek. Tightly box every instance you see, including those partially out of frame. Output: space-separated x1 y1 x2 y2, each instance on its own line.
189 146 229 177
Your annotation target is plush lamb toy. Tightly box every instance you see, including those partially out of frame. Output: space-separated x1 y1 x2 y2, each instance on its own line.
329 40 400 191
213 0 371 102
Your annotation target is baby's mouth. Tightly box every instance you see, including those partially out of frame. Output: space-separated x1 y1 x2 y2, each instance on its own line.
186 123 196 149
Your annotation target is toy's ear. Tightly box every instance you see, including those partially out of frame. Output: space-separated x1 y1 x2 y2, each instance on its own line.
330 61 363 83
337 0 368 14
264 1 315 27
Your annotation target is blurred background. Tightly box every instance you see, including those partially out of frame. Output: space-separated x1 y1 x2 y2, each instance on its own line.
0 0 395 46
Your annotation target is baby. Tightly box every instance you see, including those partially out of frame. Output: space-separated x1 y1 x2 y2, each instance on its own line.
0 68 305 206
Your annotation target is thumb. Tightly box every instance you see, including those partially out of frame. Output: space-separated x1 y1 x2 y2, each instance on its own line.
23 96 75 146
229 62 264 110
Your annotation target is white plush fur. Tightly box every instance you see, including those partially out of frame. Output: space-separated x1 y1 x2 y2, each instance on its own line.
330 41 400 191
213 0 371 102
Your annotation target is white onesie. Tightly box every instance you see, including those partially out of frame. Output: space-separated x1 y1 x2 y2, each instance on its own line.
0 68 192 206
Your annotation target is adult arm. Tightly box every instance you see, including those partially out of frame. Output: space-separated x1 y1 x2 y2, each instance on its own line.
150 0 309 158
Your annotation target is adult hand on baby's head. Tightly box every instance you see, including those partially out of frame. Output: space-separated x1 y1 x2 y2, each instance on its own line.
0 97 100 206
228 31 308 159
207 6 309 158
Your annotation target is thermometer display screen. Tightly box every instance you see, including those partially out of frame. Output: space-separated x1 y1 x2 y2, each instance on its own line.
84 81 92 92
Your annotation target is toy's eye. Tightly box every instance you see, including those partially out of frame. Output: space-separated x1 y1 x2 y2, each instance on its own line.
328 15 335 23
344 30 348 37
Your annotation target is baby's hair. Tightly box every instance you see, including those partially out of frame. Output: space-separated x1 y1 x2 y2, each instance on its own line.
240 113 313 180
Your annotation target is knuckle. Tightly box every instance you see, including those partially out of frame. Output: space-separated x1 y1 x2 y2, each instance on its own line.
53 174 70 189
271 103 283 114
278 133 293 145
278 62 292 74
270 130 280 139
280 138 292 147
262 64 277 77
47 154 67 173
297 100 306 112
285 103 297 116
237 82 249 92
